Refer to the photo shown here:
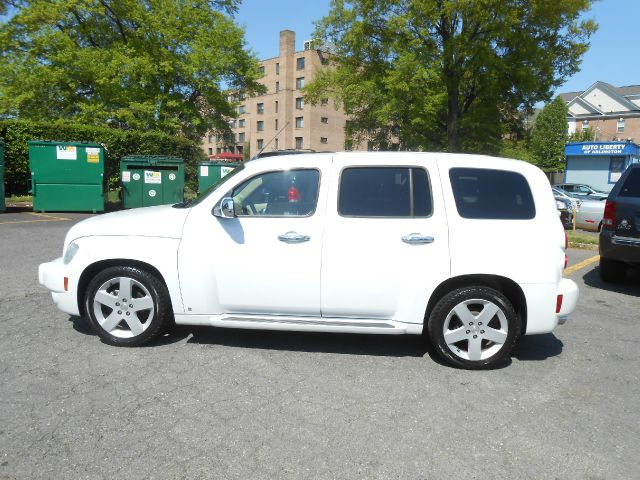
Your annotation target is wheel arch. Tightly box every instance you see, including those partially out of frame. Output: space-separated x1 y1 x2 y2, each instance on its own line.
424 274 528 334
77 259 171 316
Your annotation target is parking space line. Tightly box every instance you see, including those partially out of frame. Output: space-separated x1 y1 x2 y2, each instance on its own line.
564 255 600 276
0 212 71 225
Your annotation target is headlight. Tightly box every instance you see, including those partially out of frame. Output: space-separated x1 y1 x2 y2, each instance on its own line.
556 200 566 210
63 242 79 265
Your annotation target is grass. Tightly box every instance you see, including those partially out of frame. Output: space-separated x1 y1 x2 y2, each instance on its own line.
567 230 599 249
5 194 33 203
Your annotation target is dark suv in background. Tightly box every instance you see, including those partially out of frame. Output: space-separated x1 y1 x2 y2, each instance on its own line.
599 165 640 282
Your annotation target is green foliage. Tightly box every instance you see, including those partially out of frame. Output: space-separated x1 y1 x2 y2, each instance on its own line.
0 0 264 141
498 140 537 164
0 119 205 195
306 0 595 154
530 96 569 171
569 127 595 142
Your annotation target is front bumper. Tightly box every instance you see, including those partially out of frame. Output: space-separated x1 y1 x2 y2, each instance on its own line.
556 278 579 325
38 258 80 316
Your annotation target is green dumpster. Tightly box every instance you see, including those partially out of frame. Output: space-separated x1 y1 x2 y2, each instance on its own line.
0 140 5 212
120 156 185 209
29 141 105 213
198 161 240 194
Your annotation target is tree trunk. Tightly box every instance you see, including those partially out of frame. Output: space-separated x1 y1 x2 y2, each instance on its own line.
446 84 461 152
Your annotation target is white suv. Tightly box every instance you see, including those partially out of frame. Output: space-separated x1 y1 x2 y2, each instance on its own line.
39 152 578 369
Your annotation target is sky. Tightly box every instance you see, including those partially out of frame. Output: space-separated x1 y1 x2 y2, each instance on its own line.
235 0 640 95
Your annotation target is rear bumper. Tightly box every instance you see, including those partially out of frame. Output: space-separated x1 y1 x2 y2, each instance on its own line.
556 278 579 325
599 231 640 265
38 258 80 316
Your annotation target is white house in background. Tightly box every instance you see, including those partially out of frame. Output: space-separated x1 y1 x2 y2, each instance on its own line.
560 81 640 142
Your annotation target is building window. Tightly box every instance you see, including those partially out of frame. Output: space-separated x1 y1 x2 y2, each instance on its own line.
321 98 329 106
275 63 279 75
259 66 265 76
257 103 264 114
216 147 222 154
257 139 264 150
229 120 236 128
296 77 305 89
239 92 245 100
238 132 245 142
582 119 589 128
208 147 213 155
320 117 328 124
239 105 246 114
275 101 279 113
296 97 304 109
208 135 214 143
236 145 243 155
275 81 279 93
296 116 304 128
275 138 279 149
275 119 279 130
239 119 245 128
296 57 305 70
257 120 264 132
295 137 303 149
617 118 625 133
320 137 328 144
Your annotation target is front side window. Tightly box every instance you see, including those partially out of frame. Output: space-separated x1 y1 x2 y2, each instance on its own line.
339 167 432 217
231 169 320 217
449 168 535 220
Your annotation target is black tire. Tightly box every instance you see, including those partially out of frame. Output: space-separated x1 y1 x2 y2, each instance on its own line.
84 266 173 347
427 286 520 370
599 257 628 283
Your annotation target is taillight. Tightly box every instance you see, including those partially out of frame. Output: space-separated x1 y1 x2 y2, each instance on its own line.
556 295 563 313
602 200 616 230
565 232 568 250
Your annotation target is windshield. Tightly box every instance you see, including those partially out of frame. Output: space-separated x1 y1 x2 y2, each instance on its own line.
175 164 245 208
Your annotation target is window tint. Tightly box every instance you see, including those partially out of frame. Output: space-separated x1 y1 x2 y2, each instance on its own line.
619 167 640 197
449 168 535 219
339 167 432 217
231 169 320 217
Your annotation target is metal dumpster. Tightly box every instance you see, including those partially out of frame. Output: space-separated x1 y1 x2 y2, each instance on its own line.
0 140 5 212
120 156 185 208
29 141 105 212
197 161 239 194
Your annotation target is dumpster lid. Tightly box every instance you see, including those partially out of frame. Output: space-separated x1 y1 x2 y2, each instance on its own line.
28 140 104 148
121 155 184 165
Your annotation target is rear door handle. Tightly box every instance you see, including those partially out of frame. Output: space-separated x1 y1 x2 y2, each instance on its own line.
402 233 434 245
278 231 310 244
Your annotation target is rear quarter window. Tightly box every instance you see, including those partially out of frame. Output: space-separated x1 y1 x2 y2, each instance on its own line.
619 167 640 197
449 168 536 220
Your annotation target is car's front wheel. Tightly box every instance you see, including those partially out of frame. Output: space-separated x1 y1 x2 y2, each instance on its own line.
427 287 520 369
84 266 172 346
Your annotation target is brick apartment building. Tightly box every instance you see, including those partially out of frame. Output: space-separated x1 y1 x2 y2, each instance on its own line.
202 30 354 158
561 81 640 142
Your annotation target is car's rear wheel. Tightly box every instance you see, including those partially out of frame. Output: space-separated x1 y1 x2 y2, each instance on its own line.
427 287 520 369
84 266 172 346
599 257 628 283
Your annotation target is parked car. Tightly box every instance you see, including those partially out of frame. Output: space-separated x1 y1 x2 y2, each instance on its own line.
552 187 581 211
575 198 606 232
38 152 578 369
554 195 574 230
599 164 640 282
554 183 609 200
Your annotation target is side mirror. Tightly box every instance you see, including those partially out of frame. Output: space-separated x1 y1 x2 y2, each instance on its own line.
213 197 236 218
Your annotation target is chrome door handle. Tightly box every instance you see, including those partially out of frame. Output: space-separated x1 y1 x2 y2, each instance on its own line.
402 233 434 245
278 231 310 244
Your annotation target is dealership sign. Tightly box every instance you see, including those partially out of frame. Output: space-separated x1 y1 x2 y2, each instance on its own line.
566 142 638 156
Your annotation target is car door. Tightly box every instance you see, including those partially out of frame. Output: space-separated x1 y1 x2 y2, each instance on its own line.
178 165 327 317
320 155 450 324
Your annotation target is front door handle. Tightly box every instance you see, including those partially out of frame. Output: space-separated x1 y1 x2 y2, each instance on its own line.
402 233 434 245
278 231 310 244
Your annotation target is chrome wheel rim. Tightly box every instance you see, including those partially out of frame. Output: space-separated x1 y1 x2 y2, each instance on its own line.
442 299 508 361
92 277 155 339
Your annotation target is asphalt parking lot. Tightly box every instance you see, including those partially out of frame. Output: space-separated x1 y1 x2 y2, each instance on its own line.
1 211 638 479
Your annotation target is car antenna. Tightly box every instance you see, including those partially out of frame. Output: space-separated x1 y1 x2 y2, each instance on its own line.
251 121 290 160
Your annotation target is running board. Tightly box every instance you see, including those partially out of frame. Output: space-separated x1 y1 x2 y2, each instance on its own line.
174 314 423 335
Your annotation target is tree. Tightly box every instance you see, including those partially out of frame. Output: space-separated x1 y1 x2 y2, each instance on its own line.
569 127 595 142
305 0 595 153
530 96 569 171
0 1 263 140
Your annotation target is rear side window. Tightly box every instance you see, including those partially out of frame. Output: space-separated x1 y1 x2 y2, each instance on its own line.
619 167 640 197
449 168 535 219
339 167 432 217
